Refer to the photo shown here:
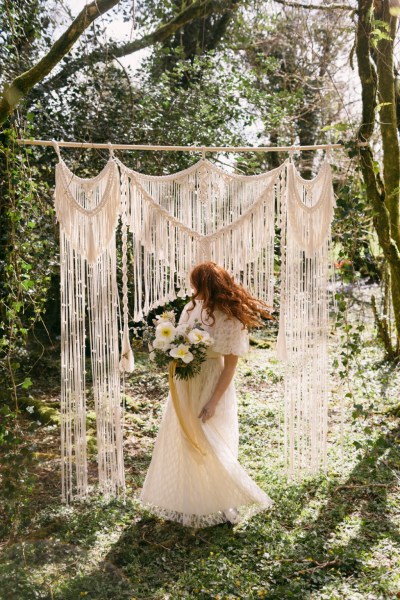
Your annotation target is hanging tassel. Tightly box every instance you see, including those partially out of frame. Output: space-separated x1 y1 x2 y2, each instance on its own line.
280 159 335 478
119 167 135 372
119 323 135 372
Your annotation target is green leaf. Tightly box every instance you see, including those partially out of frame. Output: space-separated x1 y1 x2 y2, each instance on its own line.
321 123 350 132
21 279 34 290
372 160 380 175
372 19 390 31
21 377 33 389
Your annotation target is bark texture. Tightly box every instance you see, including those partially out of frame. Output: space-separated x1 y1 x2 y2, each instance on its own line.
356 0 400 355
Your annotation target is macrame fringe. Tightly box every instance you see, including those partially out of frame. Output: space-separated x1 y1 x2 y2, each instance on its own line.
279 161 336 477
55 159 125 502
59 236 88 501
116 158 287 320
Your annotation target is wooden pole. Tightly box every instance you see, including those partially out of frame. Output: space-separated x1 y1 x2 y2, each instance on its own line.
16 139 368 153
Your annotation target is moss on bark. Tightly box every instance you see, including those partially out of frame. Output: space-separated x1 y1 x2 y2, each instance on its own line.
356 0 400 355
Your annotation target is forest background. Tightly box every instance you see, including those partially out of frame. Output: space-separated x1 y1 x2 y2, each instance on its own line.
0 1 399 598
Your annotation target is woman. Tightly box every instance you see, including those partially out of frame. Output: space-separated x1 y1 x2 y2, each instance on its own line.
139 262 274 527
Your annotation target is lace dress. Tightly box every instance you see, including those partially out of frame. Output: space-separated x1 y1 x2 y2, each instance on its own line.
139 299 274 527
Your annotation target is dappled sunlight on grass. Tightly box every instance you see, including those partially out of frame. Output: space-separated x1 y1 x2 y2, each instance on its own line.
1 320 399 599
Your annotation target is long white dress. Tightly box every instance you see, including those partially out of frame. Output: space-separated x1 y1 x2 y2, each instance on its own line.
139 299 274 527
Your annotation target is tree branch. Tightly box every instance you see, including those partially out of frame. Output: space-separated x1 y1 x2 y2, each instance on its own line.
46 0 239 91
272 0 355 10
0 0 236 124
0 0 120 125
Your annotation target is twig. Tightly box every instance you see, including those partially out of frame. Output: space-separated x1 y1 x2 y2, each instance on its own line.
141 532 171 551
334 483 399 491
192 533 212 544
273 0 353 9
264 557 314 563
291 558 341 576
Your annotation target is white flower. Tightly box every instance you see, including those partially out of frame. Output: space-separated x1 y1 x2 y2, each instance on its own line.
187 328 212 345
170 344 194 364
26 406 35 414
155 321 176 344
175 323 190 336
155 310 176 324
153 338 171 350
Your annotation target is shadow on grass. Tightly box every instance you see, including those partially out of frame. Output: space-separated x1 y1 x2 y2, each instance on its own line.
263 422 400 599
1 419 398 599
0 539 135 600
2 303 398 598
98 423 400 599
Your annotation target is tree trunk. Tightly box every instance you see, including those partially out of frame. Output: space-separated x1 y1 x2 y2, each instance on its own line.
356 0 400 355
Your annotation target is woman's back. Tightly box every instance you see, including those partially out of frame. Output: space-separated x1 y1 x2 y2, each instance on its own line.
180 299 250 357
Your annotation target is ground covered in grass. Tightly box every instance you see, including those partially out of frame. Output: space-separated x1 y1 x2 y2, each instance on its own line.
1 293 399 599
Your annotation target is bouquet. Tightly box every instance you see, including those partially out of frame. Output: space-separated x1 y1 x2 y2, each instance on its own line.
148 310 214 380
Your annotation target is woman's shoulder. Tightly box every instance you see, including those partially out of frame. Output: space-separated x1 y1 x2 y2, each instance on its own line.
180 300 246 332
210 304 244 324
178 299 198 323
180 300 219 328
210 308 249 356
184 298 196 310
181 299 197 315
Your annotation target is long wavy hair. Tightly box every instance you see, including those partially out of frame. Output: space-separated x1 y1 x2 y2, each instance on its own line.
187 262 274 328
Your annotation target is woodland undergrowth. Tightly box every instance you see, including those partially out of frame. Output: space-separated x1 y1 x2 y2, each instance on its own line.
0 286 399 600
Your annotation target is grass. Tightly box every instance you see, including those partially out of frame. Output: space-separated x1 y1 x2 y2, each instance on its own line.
0 299 399 599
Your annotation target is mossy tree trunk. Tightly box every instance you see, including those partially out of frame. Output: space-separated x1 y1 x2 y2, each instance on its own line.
356 0 400 357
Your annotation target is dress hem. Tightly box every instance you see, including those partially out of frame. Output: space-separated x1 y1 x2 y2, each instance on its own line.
139 497 275 529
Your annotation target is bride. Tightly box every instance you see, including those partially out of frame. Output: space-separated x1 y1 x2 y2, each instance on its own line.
139 261 275 527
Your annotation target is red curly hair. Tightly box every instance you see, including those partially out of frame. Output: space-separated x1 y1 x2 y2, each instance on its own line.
187 262 274 328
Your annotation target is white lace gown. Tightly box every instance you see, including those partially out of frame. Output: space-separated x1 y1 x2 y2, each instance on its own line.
139 299 274 527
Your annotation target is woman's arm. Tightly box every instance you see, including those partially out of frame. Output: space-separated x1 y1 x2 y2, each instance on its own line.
198 354 239 423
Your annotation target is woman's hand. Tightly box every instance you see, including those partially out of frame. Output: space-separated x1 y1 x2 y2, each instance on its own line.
198 355 239 423
198 400 217 423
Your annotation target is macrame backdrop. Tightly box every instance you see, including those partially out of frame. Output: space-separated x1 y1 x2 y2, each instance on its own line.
54 151 125 502
277 160 336 476
53 146 336 501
